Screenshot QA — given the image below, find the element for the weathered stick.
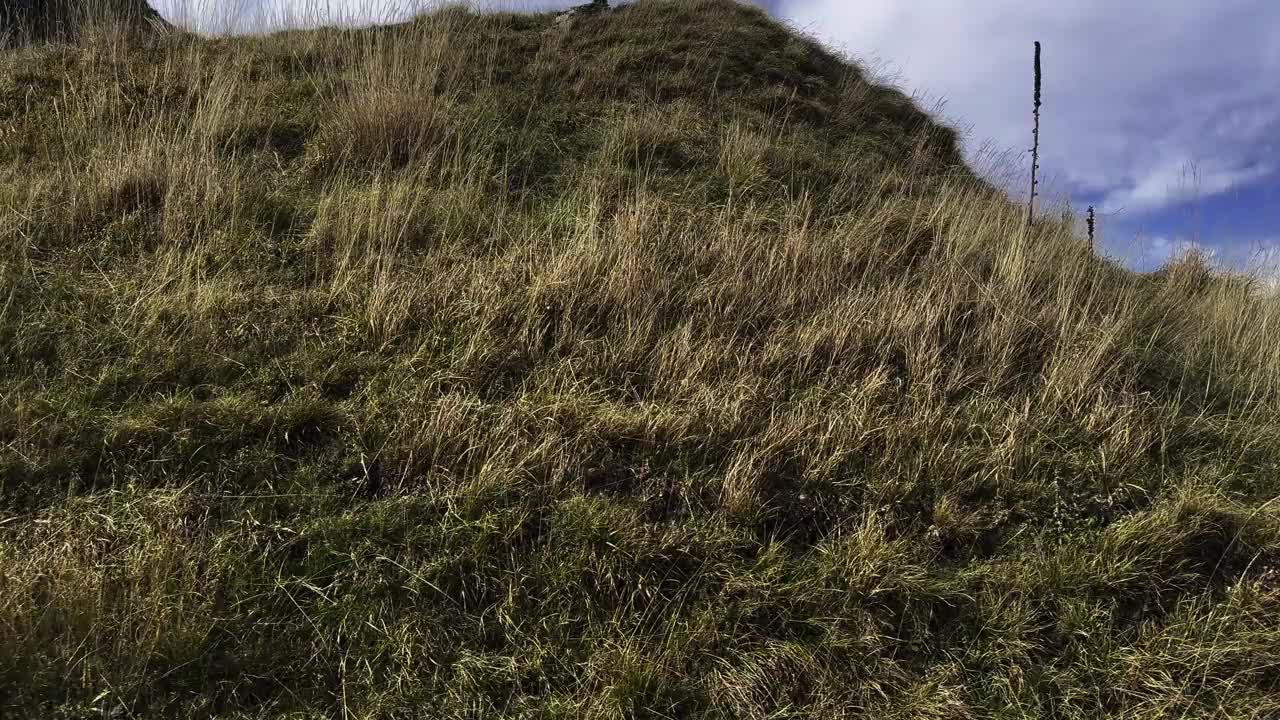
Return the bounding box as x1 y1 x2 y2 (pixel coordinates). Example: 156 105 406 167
1087 206 1096 253
1029 41 1042 226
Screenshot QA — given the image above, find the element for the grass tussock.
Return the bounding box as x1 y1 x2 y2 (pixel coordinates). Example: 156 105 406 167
2 1 1280 717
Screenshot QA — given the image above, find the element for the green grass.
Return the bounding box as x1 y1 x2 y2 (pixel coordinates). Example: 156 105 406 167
3 1 1280 717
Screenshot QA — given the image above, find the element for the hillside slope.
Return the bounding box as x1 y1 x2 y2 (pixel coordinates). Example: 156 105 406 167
1 0 167 40
3 1 1280 717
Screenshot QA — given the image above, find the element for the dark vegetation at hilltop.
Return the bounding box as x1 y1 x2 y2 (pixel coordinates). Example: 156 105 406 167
2 1 1279 718
1 0 166 41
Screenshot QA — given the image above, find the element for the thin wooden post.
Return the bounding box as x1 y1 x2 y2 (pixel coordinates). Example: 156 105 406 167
1087 206 1096 254
1029 41 1042 226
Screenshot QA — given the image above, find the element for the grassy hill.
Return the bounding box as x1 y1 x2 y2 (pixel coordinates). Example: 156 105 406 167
1 0 166 40
3 1 1280 717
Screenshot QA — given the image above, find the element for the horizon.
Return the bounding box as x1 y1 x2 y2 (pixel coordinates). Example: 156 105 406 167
147 0 1280 279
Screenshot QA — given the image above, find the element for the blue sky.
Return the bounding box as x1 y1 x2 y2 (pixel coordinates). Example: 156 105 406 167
152 0 1280 276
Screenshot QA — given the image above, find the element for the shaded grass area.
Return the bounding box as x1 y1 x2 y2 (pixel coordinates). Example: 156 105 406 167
3 1 1280 717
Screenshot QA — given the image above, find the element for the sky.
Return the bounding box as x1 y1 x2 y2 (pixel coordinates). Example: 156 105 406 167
151 0 1280 275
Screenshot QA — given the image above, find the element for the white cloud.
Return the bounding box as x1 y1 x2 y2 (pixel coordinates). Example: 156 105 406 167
775 0 1280 217
151 0 574 33
1221 235 1280 278
1103 160 1275 215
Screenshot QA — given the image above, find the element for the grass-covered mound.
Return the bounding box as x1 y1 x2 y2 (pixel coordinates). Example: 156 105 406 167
1 0 167 43
3 1 1280 717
